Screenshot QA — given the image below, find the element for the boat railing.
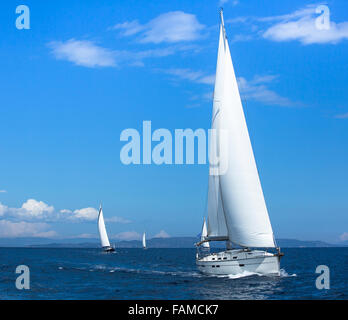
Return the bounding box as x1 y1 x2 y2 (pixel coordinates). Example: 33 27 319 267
196 246 211 259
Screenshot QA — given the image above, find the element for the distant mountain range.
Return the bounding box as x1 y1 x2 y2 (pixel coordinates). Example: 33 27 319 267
0 237 346 248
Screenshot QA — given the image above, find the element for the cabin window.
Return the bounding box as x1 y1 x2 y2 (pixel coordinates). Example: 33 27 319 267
212 265 215 268
216 265 220 268
218 257 222 260
233 257 237 259
239 264 245 267
223 257 227 260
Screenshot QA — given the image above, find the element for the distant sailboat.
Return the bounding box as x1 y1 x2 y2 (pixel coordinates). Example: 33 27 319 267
142 232 147 249
98 205 115 253
195 9 283 275
201 218 210 249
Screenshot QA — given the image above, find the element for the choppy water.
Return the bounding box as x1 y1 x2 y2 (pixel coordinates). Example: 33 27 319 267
0 248 347 299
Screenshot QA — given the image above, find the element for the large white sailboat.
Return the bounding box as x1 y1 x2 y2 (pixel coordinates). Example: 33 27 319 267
196 10 283 276
98 205 115 253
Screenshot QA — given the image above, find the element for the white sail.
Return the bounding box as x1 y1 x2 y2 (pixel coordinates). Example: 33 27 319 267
98 206 111 248
207 174 228 239
206 25 229 239
201 218 210 248
142 232 146 249
207 11 275 248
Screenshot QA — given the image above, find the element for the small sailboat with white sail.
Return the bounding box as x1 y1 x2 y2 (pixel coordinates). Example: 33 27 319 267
200 217 210 250
195 9 283 276
98 205 115 253
142 232 147 249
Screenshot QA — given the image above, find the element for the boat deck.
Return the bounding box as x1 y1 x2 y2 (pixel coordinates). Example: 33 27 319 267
197 249 275 263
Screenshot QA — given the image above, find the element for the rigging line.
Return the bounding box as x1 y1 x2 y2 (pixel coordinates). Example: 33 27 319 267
211 108 220 125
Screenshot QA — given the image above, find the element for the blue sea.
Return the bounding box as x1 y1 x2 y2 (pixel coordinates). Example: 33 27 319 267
0 248 347 300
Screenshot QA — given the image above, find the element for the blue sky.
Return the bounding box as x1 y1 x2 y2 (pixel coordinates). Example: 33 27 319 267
0 0 347 243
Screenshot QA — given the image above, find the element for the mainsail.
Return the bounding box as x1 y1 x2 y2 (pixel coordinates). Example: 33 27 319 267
142 232 146 249
206 10 275 248
98 206 111 248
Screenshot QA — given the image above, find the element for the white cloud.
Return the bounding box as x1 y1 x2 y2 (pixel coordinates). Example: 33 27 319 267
263 14 348 44
226 17 249 24
0 190 7 193
49 39 185 68
227 5 348 45
119 47 177 66
70 233 97 239
162 68 294 107
231 34 255 43
334 112 348 119
258 6 316 23
69 207 99 221
219 0 229 6
159 68 216 108
48 39 117 68
262 5 348 44
339 232 348 241
112 231 141 241
219 0 239 6
249 74 279 84
0 220 57 238
112 20 145 36
49 12 204 68
7 199 55 220
61 207 131 223
162 68 204 81
202 92 213 100
237 75 295 106
0 199 130 224
113 11 205 44
105 216 132 224
161 68 215 85
60 209 72 214
0 203 8 216
21 199 54 217
34 231 58 238
1 199 55 220
154 230 170 238
198 75 216 85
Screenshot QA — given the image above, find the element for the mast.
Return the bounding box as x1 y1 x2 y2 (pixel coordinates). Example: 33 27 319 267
220 8 226 44
205 10 229 241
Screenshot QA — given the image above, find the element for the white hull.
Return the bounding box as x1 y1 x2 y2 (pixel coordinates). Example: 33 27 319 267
196 249 280 276
103 246 115 253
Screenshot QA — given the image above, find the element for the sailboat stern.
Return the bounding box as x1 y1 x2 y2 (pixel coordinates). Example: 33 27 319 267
103 246 115 253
